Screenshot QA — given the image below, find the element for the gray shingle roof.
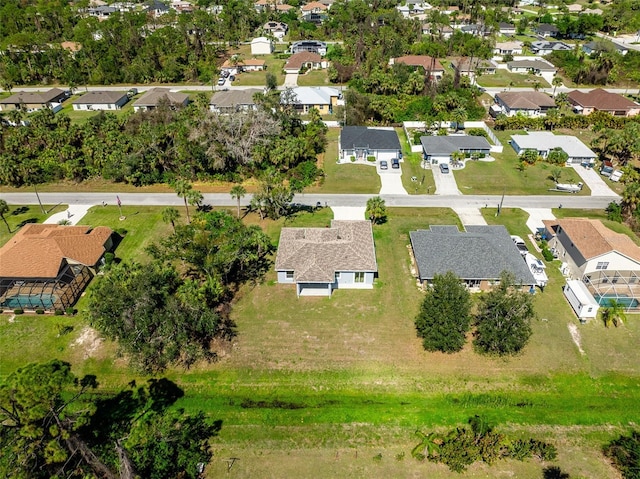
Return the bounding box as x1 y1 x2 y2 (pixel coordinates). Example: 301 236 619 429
133 88 189 107
420 135 491 156
275 220 377 283
0 88 66 105
340 126 401 151
410 225 535 285
210 89 262 108
72 90 128 105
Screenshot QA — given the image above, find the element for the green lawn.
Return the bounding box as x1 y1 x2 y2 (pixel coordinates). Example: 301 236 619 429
396 127 435 195
305 128 380 194
477 70 551 89
296 69 331 86
454 130 591 195
226 45 286 87
0 204 67 247
2 206 640 478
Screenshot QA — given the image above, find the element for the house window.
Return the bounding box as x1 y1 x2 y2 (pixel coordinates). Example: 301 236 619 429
285 271 294 279
354 272 365 283
596 262 609 270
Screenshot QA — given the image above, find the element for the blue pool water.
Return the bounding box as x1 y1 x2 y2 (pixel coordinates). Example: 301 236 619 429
594 294 639 308
1 294 57 309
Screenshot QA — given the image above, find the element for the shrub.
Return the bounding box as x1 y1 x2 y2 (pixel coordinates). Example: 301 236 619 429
603 430 640 479
467 128 488 138
542 247 555 262
35 309 45 315
115 228 128 236
104 252 115 267
13 308 24 315
367 156 376 162
350 155 356 162
65 307 77 316
54 309 65 316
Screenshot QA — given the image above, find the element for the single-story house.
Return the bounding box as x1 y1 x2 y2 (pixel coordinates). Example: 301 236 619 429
543 218 640 310
582 8 603 15
339 126 401 162
494 91 557 117
536 23 559 37
422 23 453 38
250 36 274 55
72 91 129 111
397 2 432 18
494 41 524 55
419 135 491 165
0 88 67 112
566 3 582 12
275 220 378 297
220 58 266 75
530 41 572 55
510 131 596 164
302 12 327 23
0 224 113 311
210 88 262 114
409 225 536 290
461 24 492 37
567 89 640 117
284 51 327 74
499 22 516 35
451 58 497 76
263 21 288 39
389 55 444 80
301 1 328 14
283 86 341 115
145 0 170 17
85 5 116 19
254 0 294 13
506 58 557 74
290 40 327 56
583 40 629 56
132 88 189 112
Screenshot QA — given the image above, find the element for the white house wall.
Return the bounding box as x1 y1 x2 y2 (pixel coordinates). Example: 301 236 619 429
583 251 640 276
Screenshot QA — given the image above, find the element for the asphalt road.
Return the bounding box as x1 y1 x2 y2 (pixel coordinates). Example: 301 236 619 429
0 192 619 210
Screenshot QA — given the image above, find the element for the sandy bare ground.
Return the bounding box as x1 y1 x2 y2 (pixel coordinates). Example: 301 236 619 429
72 326 103 359
567 323 585 355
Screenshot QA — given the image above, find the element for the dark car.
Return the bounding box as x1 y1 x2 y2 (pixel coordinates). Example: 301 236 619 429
391 158 400 169
221 70 230 78
380 160 388 170
439 163 450 174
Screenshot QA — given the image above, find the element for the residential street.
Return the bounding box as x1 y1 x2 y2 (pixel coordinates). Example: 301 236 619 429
0 191 618 210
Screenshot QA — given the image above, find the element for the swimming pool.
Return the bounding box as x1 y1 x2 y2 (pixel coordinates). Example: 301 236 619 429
594 293 639 309
1 294 57 310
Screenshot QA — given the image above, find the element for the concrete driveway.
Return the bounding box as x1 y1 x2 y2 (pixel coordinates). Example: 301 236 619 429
45 204 94 225
377 162 408 195
433 166 461 195
453 207 487 225
569 164 619 197
331 206 365 220
284 72 298 87
523 208 556 234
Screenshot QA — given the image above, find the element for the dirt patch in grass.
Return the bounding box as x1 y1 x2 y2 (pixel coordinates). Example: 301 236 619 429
72 326 103 359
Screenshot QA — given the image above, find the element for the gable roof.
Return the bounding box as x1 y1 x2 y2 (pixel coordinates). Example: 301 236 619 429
285 51 323 70
0 224 112 279
420 135 491 156
340 126 401 151
566 88 639 112
542 218 640 262
72 90 128 105
511 131 596 158
496 91 556 110
133 88 189 107
495 41 523 50
410 225 535 284
0 88 66 105
286 86 340 105
392 55 444 71
536 23 559 32
210 88 262 107
507 59 556 71
275 220 377 282
531 41 571 51
451 57 497 72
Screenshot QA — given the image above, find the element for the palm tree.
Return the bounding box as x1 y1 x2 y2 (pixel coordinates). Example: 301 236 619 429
0 199 11 233
551 75 563 96
230 185 246 218
451 107 467 132
366 196 387 225
162 207 180 232
173 178 193 223
601 299 626 328
621 181 640 218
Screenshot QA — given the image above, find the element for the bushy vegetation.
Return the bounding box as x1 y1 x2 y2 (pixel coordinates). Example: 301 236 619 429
603 431 640 479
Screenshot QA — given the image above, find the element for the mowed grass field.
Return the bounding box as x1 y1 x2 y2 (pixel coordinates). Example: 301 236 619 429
1 206 639 478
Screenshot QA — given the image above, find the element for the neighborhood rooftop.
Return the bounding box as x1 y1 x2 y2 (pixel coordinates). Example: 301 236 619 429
419 135 491 156
72 90 128 104
410 225 535 284
567 88 639 112
210 88 261 107
510 131 596 158
0 88 66 105
275 220 377 283
495 91 556 110
285 86 340 105
340 126 401 151
133 88 189 106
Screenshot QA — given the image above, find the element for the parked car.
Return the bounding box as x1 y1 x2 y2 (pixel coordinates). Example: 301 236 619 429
221 70 230 78
217 77 226 86
127 88 138 97
439 163 450 174
380 160 388 170
391 158 400 169
229 75 236 82
511 235 529 256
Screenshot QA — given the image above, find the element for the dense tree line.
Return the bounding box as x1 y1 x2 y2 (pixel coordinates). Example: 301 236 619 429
0 92 327 187
0 360 217 478
547 50 640 86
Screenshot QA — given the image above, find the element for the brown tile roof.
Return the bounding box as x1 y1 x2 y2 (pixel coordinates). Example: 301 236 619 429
496 91 556 110
0 224 113 279
285 51 322 70
543 218 640 262
567 89 639 113
301 1 328 10
60 41 82 52
393 55 444 71
275 220 377 283
0 88 66 105
133 88 189 107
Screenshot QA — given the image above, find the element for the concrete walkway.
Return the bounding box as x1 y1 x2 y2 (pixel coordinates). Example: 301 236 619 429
378 171 408 195
523 208 556 235
569 164 619 197
44 204 94 226
432 166 461 195
453 207 487 225
331 206 366 220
